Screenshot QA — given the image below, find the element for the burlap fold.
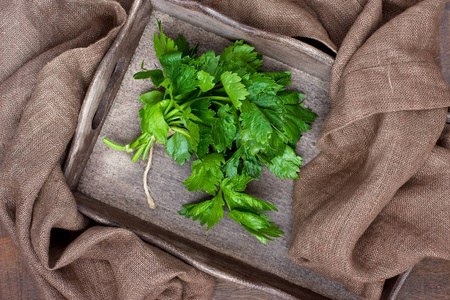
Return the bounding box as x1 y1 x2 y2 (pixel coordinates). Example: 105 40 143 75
198 0 450 299
1 0 449 299
290 1 450 298
0 1 214 299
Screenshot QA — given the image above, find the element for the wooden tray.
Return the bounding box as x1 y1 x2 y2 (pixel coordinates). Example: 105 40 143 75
63 0 410 299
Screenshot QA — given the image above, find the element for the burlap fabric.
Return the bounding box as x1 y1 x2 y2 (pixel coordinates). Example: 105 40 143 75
0 1 215 299
1 1 449 300
198 0 450 298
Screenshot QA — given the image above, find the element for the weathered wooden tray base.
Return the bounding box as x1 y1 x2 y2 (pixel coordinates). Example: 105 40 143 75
64 0 408 299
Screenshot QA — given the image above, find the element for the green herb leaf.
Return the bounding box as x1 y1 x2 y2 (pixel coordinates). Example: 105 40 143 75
228 210 283 244
220 40 263 73
183 153 225 195
196 124 213 159
104 20 318 243
197 70 215 92
138 90 164 105
133 69 165 87
240 103 272 144
224 149 241 178
253 91 318 144
239 103 273 157
195 50 221 80
264 145 302 179
242 73 284 100
174 35 190 57
179 190 225 230
173 64 198 97
166 132 192 165
211 105 238 153
139 101 169 143
159 52 182 81
190 99 216 124
242 152 263 178
220 71 249 109
153 19 179 59
262 71 292 86
221 175 277 213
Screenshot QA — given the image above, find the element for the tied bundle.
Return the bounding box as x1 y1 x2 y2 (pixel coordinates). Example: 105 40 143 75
103 20 317 243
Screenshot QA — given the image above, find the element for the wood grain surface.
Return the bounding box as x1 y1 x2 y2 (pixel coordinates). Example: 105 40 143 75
0 224 8 240
0 3 449 300
397 258 450 300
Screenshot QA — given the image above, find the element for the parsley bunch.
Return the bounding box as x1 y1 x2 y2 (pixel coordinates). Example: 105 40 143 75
104 20 317 243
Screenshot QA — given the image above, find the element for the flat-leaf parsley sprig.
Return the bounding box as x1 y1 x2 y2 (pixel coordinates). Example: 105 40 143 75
103 20 317 243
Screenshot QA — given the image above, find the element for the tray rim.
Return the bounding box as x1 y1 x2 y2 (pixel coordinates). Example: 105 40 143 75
63 0 410 299
74 192 329 300
151 0 334 82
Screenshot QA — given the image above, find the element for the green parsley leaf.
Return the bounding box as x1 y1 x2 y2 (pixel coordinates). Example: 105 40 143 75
242 73 284 100
264 145 302 179
221 175 277 213
221 173 251 191
253 91 318 144
220 40 263 73
173 64 198 97
225 191 277 214
262 71 292 86
183 153 225 195
197 70 215 92
228 210 283 244
211 105 238 153
153 19 179 59
240 102 273 155
138 90 164 105
179 190 225 230
224 148 241 178
159 52 182 81
166 132 192 165
196 124 213 159
242 151 263 178
104 20 318 243
220 71 249 109
195 50 222 80
133 69 165 87
189 99 215 124
138 101 169 144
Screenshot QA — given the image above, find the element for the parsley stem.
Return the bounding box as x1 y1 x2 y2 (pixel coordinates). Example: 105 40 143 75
170 126 191 139
168 120 183 126
164 99 174 115
165 115 180 123
179 96 231 110
165 108 181 120
131 144 146 162
129 132 148 149
103 138 127 151
141 138 155 161
164 96 232 121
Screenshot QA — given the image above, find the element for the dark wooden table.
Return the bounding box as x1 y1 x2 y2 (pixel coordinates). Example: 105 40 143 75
1 3 449 300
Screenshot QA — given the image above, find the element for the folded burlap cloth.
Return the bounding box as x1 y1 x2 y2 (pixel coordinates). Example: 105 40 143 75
0 0 449 299
0 1 215 299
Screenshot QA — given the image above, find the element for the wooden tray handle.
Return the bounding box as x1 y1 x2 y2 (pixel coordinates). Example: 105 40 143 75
63 0 153 190
91 57 126 130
